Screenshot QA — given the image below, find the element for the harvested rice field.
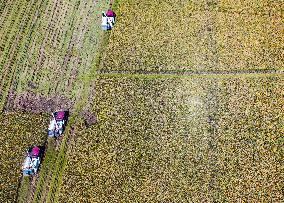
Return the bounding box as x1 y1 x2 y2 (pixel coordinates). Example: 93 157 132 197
0 0 108 113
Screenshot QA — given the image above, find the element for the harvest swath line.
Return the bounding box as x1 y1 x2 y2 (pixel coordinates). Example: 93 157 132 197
29 0 61 83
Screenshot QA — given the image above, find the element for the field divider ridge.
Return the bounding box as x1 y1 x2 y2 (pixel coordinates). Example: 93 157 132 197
96 69 284 78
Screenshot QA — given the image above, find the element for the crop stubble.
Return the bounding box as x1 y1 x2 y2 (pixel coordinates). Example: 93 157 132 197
0 0 109 113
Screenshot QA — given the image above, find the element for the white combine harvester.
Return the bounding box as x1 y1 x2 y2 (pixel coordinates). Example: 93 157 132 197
48 111 69 138
22 146 42 176
101 8 116 30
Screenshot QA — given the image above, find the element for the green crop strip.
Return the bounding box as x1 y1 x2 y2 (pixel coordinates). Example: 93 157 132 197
0 0 22 47
11 0 50 94
0 0 42 112
15 0 54 94
16 177 30 203
95 71 284 79
31 140 57 203
0 0 27 71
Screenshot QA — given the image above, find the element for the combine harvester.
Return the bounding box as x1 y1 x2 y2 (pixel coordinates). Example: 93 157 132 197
22 146 43 176
48 111 69 138
21 111 69 178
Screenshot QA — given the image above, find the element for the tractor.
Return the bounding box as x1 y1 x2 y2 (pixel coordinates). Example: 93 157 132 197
48 111 69 138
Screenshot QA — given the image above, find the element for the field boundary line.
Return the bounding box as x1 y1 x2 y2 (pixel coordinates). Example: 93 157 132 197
96 69 284 78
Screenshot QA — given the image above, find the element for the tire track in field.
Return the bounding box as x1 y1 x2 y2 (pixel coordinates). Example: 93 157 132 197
26 1 80 202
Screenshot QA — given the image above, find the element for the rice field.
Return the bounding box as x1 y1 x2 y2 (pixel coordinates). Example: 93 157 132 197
0 113 47 202
0 0 283 202
57 0 284 201
0 0 109 202
59 75 284 202
99 0 283 73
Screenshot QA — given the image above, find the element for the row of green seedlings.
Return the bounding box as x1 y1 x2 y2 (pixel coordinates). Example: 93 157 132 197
34 0 84 97
54 0 98 95
13 0 53 94
0 0 26 70
0 0 47 112
0 0 23 42
0 0 15 31
8 0 71 96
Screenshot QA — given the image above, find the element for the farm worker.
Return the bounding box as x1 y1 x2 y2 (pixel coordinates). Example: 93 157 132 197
101 12 108 30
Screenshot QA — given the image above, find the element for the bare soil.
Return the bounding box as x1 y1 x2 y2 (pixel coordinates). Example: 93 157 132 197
5 91 74 114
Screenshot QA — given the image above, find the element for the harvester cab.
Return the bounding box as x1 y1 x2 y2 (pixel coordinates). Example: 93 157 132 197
22 146 41 176
48 111 68 138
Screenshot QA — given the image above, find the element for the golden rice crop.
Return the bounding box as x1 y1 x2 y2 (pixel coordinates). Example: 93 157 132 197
100 0 283 72
0 113 48 202
59 75 284 202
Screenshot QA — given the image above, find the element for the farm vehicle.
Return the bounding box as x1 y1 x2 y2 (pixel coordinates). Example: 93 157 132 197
22 146 43 176
48 111 69 138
